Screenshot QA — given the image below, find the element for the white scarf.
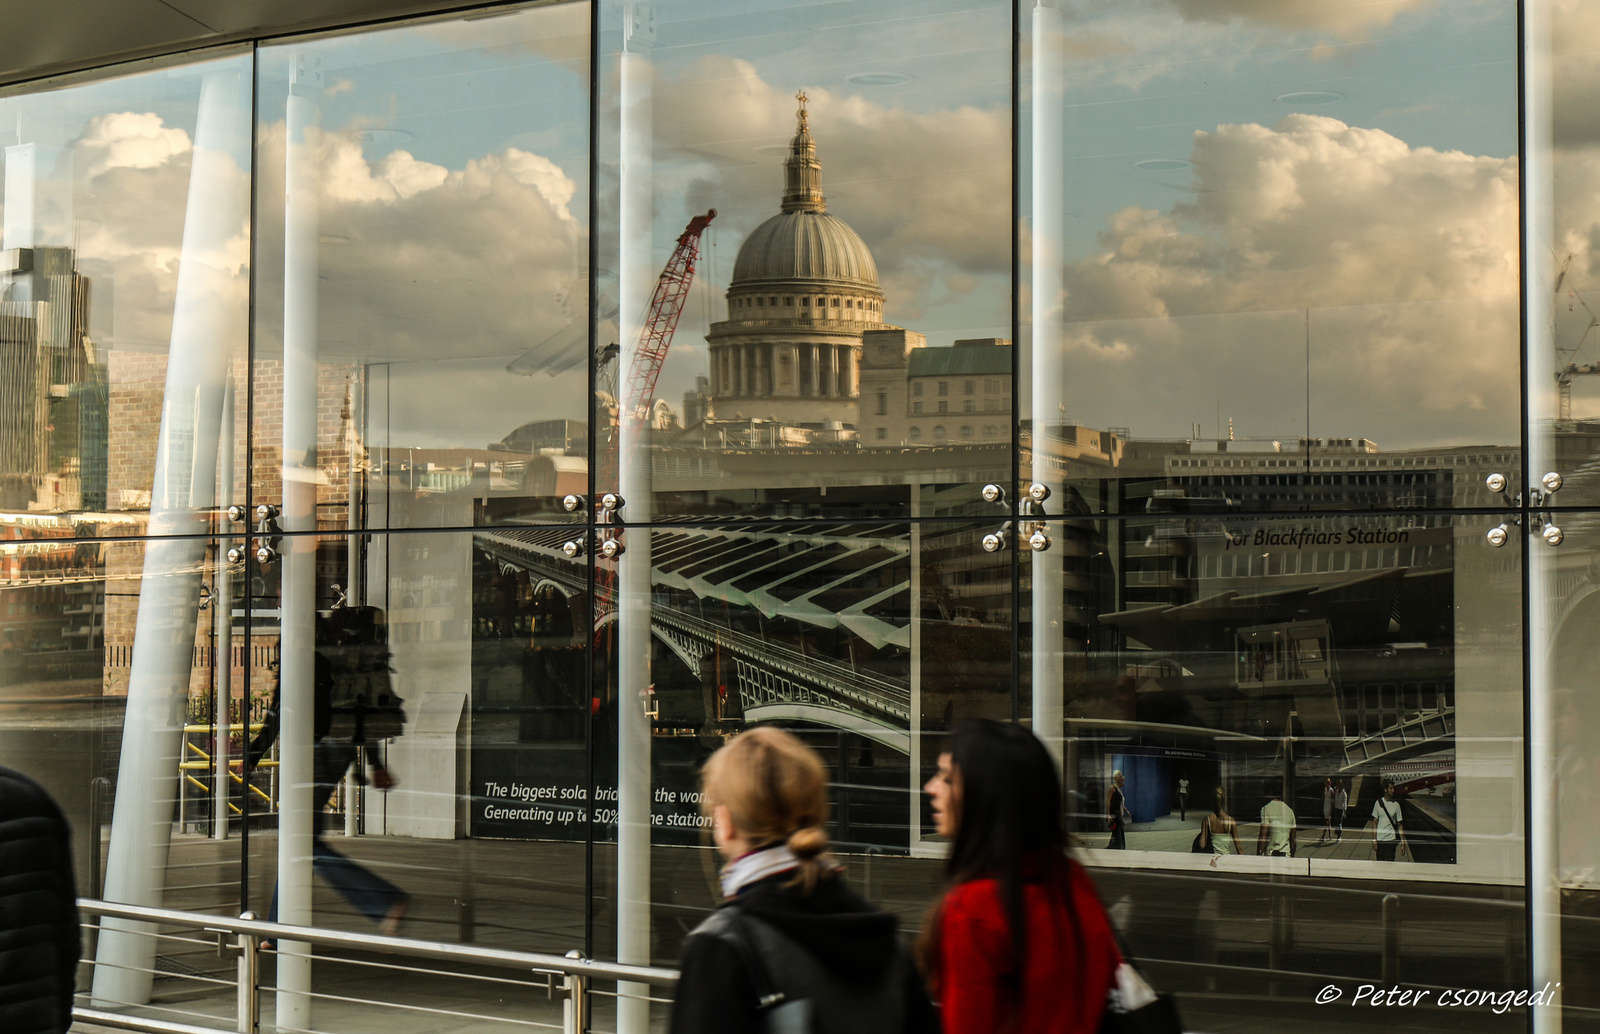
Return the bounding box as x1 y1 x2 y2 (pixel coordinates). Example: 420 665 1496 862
720 844 802 899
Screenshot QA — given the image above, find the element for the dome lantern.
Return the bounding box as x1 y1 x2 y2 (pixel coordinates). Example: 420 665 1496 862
782 90 826 214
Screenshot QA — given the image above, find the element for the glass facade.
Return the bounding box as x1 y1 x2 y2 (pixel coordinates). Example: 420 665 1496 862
0 0 1594 1030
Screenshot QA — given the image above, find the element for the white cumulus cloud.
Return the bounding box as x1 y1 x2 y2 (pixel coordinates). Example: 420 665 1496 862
1043 114 1521 447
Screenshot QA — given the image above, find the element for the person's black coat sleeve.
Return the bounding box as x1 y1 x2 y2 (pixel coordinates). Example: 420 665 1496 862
52 815 78 1031
669 931 760 1034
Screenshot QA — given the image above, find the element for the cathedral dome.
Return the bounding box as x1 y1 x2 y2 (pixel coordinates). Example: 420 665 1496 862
731 210 879 288
728 90 881 293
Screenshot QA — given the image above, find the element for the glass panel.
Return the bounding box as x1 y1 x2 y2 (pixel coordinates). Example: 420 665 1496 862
0 51 252 526
1529 3 1600 1025
1023 0 1522 513
1025 510 1524 1026
597 0 1013 521
0 47 258 1026
253 5 592 533
0 531 256 1021
246 524 588 1030
581 516 1010 1002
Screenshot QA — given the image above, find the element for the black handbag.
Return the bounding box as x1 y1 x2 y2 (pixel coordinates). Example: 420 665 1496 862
1190 816 1209 853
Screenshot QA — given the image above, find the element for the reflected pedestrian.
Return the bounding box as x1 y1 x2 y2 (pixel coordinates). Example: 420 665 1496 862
250 651 409 940
671 727 936 1034
1257 792 1297 857
0 766 79 1034
1367 780 1408 861
1106 770 1130 850
1177 775 1189 821
920 721 1122 1034
1333 779 1348 842
1320 778 1334 841
1203 788 1242 856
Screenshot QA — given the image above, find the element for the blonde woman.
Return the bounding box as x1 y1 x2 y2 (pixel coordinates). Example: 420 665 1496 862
670 727 937 1034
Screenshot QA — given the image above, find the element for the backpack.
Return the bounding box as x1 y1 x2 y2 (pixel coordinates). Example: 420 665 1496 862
319 606 406 744
696 905 913 1033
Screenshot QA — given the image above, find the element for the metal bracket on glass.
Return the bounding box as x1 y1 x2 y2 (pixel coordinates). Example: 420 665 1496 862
599 533 625 559
981 483 1006 505
1532 511 1564 547
561 494 586 514
253 541 280 566
600 493 625 515
561 535 589 559
980 522 1012 553
1026 482 1051 504
1026 524 1051 552
225 504 248 523
1491 510 1565 547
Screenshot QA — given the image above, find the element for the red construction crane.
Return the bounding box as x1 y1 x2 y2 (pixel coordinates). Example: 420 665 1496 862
619 208 717 425
589 208 716 641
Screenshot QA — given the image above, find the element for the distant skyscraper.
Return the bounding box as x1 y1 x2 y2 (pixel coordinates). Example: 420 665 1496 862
0 245 106 511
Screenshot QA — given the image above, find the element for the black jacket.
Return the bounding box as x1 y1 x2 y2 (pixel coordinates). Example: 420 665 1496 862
669 869 937 1034
0 766 80 1034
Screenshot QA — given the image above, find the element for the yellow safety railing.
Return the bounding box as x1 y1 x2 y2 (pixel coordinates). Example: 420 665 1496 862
179 725 276 813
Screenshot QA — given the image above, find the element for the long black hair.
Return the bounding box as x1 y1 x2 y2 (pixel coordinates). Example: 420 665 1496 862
920 720 1081 991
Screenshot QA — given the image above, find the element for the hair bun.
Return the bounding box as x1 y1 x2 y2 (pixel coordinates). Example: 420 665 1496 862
787 825 828 860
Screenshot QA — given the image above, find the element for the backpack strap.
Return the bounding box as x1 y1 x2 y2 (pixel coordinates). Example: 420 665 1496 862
697 906 787 1009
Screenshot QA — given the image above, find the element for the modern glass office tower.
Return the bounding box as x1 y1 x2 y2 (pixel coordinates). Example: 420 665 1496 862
0 0 1596 1031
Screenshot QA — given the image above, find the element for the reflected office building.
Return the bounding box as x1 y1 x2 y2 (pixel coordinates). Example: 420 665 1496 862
3 2 1600 1033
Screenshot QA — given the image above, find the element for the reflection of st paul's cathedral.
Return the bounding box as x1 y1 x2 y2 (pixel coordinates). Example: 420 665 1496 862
697 94 1008 446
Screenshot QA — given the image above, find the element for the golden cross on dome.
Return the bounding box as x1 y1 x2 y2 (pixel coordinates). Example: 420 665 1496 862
796 89 809 131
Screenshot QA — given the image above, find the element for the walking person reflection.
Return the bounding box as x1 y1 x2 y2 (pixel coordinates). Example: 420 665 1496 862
249 626 410 940
1367 781 1408 862
1203 789 1243 856
1333 779 1349 842
920 721 1122 1034
670 727 935 1033
1106 770 1130 850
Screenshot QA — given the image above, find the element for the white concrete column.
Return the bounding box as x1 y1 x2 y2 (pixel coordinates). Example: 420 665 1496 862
1523 2 1562 1029
1030 0 1067 771
92 64 249 1008
276 50 324 1031
616 6 655 1030
214 374 235 841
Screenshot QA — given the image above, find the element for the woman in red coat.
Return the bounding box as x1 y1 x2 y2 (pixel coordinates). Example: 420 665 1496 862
919 720 1121 1034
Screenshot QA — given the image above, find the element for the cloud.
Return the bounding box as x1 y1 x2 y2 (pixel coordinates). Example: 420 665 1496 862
651 56 1010 325
75 112 192 180
1166 0 1432 38
39 105 584 450
250 121 590 444
1551 0 1600 147
1043 114 1521 446
67 112 250 352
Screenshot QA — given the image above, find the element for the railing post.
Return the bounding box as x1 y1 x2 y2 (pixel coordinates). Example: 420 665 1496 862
1381 893 1400 985
236 912 259 1034
563 949 588 1034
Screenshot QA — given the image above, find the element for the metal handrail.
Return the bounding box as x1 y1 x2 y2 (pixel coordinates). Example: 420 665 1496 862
75 898 677 1034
